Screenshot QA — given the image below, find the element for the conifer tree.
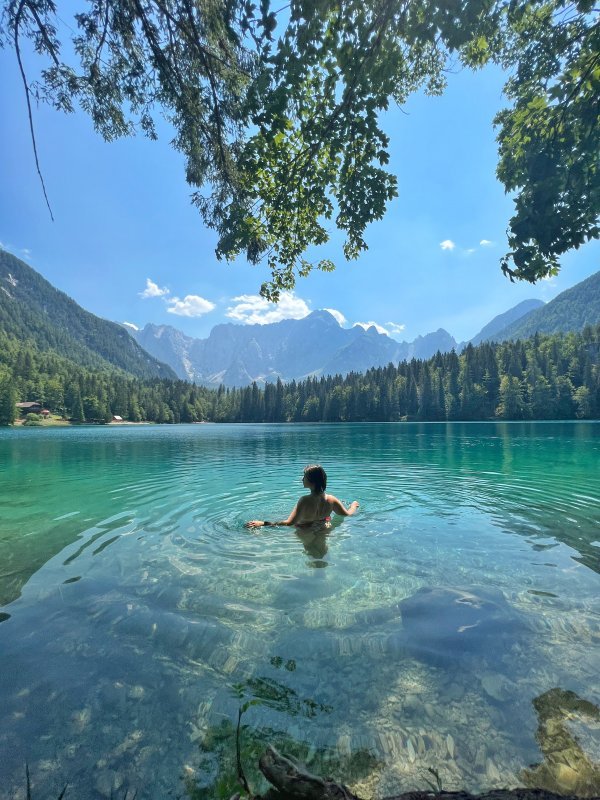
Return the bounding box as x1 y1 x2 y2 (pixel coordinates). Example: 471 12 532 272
0 375 17 426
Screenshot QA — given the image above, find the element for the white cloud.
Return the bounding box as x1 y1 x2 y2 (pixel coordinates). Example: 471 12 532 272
354 321 389 336
21 248 31 258
226 291 310 325
138 278 215 317
122 321 139 331
323 308 347 326
440 239 456 251
385 321 406 335
140 278 169 299
479 239 493 246
464 248 476 255
166 294 216 317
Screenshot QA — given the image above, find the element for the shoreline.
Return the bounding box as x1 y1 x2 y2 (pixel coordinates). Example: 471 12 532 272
5 418 599 429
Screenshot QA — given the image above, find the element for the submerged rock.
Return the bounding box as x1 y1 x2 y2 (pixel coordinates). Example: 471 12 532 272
481 672 513 702
522 687 600 797
397 586 528 665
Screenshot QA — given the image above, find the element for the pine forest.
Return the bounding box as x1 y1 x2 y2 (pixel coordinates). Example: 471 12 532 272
1 325 599 425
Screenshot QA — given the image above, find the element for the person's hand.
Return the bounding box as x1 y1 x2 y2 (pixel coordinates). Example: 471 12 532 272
245 520 265 528
351 501 359 508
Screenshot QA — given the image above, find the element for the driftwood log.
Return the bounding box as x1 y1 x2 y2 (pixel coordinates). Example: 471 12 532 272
249 745 593 800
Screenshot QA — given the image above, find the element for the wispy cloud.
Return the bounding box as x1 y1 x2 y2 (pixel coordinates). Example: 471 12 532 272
226 292 310 325
139 278 169 299
353 319 406 338
122 321 139 331
540 273 557 296
385 321 406 335
0 241 31 257
354 321 389 336
323 308 347 326
443 239 494 255
166 295 216 317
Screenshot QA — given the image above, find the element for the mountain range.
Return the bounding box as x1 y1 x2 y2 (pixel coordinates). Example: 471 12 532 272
1 247 598 388
130 314 461 387
128 273 599 387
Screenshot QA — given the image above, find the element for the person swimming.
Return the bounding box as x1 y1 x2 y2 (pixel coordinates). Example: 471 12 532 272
245 464 359 529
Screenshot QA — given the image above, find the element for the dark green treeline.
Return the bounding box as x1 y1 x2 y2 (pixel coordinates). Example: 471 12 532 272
1 325 599 425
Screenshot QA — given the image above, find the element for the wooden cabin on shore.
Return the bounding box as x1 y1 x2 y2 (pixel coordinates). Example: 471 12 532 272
16 401 42 413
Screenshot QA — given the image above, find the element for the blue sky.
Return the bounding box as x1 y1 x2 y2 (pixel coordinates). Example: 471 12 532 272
1 33 598 344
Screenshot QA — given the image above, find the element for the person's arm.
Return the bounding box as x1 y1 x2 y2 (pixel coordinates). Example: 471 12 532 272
329 495 359 517
245 502 300 529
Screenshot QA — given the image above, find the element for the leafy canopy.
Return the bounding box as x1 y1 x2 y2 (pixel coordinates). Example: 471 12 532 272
2 0 598 297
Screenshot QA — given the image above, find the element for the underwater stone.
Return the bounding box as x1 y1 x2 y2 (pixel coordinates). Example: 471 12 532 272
94 768 121 797
481 672 513 701
403 695 421 714
445 683 465 702
486 758 501 781
70 707 92 732
475 745 487 770
398 586 528 665
553 762 582 791
446 734 455 759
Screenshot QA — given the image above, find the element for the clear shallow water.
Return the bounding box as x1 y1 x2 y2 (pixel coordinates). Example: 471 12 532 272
0 422 599 799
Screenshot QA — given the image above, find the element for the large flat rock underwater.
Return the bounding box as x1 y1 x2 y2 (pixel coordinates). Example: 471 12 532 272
391 586 530 665
275 585 530 673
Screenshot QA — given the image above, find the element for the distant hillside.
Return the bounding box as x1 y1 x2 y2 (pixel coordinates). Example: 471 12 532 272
492 271 600 342
0 250 175 379
470 299 545 345
130 312 459 387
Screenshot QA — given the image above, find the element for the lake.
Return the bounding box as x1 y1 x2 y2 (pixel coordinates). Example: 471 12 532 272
0 422 599 799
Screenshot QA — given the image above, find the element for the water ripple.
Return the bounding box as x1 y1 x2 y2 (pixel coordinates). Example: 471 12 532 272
0 423 598 800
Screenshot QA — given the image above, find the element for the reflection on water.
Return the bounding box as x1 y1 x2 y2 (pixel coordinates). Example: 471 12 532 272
0 423 598 799
296 528 331 563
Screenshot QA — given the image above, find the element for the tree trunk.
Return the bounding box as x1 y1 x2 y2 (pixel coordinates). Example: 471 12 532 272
256 745 584 800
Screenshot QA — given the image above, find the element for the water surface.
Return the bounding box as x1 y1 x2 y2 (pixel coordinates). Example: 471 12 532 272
0 423 599 799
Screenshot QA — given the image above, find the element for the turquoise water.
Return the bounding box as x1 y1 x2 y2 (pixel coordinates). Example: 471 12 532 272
0 422 599 799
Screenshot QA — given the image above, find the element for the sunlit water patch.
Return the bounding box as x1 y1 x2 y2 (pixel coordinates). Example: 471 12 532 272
0 423 599 799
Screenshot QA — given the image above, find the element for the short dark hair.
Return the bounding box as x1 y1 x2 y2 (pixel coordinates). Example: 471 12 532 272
304 464 327 492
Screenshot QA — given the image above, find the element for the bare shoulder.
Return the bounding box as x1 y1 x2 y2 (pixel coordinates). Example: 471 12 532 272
327 494 345 510
328 495 358 516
